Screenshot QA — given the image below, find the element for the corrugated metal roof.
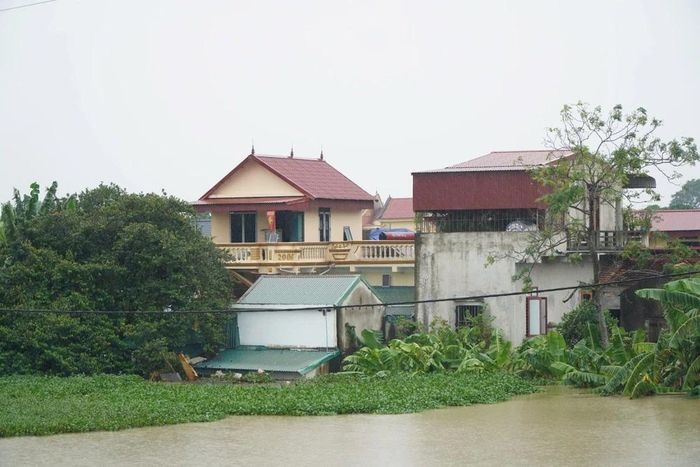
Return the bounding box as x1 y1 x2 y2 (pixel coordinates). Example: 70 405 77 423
372 286 415 304
256 155 374 201
379 197 414 220
371 286 415 317
413 150 572 174
652 209 700 232
194 348 339 374
237 275 366 306
198 153 374 204
194 196 306 206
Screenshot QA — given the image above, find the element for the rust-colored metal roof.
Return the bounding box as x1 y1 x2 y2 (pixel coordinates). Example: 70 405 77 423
192 196 309 212
414 150 572 174
379 197 414 220
199 153 374 202
652 209 700 232
256 155 373 200
194 196 306 206
413 170 549 211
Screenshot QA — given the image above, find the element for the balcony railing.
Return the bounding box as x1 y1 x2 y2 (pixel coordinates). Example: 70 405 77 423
566 230 645 252
218 240 415 268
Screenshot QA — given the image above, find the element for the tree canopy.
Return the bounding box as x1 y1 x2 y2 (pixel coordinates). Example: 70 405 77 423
515 102 698 346
0 183 234 376
669 178 700 209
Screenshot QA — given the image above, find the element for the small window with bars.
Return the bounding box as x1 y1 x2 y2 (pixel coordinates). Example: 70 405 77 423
455 302 483 328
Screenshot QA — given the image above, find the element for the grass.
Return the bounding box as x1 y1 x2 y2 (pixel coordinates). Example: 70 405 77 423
0 372 538 437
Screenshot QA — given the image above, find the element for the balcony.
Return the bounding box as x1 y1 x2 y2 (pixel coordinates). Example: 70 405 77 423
217 240 415 271
566 230 645 252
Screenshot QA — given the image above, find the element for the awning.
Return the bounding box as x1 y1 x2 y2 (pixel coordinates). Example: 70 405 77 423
194 347 340 375
193 196 309 212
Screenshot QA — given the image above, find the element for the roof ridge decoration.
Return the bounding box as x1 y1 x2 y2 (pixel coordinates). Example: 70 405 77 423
198 152 373 202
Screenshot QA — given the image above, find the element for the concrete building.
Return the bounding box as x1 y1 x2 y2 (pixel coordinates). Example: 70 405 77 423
412 150 644 344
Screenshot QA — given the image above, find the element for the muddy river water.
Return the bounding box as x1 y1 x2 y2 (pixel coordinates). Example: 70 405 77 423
1 387 699 466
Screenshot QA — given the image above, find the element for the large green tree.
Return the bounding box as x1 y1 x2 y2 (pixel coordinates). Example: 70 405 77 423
669 178 700 209
0 183 233 376
517 103 698 347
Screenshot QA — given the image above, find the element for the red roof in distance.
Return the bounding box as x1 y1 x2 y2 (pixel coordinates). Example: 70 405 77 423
379 197 414 220
651 209 700 232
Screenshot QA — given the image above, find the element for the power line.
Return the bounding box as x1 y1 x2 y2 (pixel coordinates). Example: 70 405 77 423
1 270 697 315
0 0 57 13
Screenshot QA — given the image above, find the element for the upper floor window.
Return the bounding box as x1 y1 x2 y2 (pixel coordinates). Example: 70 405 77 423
230 212 256 243
319 208 331 242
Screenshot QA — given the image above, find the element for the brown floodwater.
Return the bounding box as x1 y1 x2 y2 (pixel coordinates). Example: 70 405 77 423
1 386 699 466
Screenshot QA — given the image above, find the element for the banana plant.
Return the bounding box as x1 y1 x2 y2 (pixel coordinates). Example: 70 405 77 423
633 278 700 395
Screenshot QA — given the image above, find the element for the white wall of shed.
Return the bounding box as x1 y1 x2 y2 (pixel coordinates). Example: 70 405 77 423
237 310 337 348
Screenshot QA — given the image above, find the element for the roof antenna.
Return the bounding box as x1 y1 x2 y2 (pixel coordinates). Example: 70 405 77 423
251 139 255 155
290 145 294 158
319 147 324 161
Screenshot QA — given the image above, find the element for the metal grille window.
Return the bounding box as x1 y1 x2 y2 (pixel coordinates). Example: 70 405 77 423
455 303 483 328
417 209 545 233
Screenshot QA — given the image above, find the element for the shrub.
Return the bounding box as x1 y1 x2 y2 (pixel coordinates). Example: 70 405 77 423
557 301 617 347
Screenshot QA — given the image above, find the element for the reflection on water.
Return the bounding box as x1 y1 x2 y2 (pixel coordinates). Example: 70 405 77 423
2 387 699 467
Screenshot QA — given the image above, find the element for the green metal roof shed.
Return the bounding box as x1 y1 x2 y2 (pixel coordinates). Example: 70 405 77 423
234 274 371 308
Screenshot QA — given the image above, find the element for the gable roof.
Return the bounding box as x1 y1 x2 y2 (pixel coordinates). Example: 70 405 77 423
379 197 414 220
199 154 373 201
414 150 573 174
235 274 374 308
651 209 700 232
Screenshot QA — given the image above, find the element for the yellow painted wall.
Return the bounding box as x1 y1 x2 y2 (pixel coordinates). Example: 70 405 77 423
211 212 230 243
304 203 364 242
210 206 364 244
361 270 414 287
209 161 302 198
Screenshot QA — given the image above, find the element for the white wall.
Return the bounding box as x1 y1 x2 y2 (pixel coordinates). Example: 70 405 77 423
237 309 337 348
337 282 385 352
416 232 594 344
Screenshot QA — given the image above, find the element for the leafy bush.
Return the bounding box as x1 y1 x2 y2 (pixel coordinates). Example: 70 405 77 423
0 183 233 377
242 370 274 384
556 301 617 347
342 318 511 376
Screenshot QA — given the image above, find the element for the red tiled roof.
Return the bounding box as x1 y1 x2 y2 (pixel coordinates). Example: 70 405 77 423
199 154 374 202
255 155 373 201
651 209 700 232
379 197 414 220
414 150 572 174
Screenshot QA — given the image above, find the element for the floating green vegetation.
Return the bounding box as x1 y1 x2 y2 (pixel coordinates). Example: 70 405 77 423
0 372 537 437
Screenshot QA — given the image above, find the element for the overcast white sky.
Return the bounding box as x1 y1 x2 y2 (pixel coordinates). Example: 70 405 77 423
1 0 699 205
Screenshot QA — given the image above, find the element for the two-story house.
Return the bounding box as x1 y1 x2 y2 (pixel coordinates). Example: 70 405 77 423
412 150 648 344
194 150 415 292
